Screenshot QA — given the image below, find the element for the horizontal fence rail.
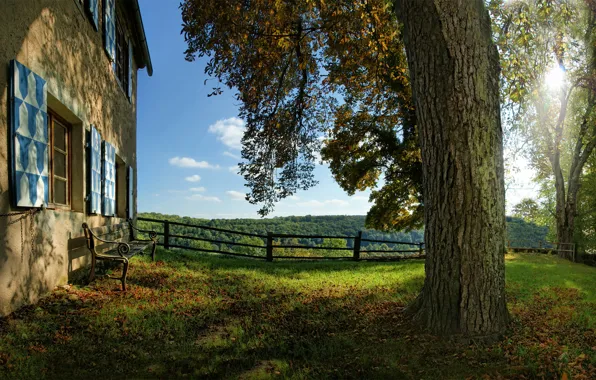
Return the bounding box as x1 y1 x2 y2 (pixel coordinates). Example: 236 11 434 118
507 240 577 260
507 239 555 249
136 217 425 262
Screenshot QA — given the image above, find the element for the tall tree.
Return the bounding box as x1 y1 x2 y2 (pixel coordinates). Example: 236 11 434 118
181 0 509 337
573 152 596 252
512 198 541 222
395 0 509 337
490 0 596 260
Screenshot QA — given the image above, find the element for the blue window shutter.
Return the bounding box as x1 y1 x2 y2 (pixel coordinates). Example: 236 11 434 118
127 166 134 219
89 125 102 214
104 0 116 62
10 60 49 208
87 0 99 30
102 141 116 216
128 39 133 99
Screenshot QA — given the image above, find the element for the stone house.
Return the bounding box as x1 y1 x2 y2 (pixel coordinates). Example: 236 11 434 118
0 0 152 315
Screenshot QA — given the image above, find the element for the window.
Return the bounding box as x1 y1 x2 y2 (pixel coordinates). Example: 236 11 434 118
115 18 129 92
49 112 71 207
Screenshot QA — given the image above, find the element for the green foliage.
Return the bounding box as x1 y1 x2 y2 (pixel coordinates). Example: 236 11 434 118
234 236 266 256
512 198 541 223
190 239 215 251
320 238 348 257
506 216 550 247
0 251 594 378
575 157 596 253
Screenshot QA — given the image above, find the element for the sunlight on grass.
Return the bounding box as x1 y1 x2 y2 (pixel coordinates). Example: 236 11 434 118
0 250 594 379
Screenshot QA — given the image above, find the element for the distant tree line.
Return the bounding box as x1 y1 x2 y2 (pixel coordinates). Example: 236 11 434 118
137 213 549 257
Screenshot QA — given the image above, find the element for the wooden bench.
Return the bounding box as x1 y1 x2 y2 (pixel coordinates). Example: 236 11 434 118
82 220 157 290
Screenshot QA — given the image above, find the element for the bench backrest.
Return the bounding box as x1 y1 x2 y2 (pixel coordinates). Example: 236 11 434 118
82 222 133 251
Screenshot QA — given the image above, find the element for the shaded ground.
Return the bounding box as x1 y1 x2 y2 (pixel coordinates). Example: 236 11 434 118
0 250 595 379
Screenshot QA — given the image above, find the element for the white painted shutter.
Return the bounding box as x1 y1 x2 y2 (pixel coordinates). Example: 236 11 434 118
89 125 102 214
10 60 49 208
101 141 116 216
102 141 116 216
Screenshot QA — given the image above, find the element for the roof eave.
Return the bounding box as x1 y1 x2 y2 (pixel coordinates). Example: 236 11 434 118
127 0 153 76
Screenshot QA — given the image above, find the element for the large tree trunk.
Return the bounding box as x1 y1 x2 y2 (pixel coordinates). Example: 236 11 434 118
552 152 574 260
554 168 575 260
396 0 509 338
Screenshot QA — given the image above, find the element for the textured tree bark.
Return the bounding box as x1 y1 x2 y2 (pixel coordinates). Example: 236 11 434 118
553 153 584 261
395 0 510 338
553 157 576 260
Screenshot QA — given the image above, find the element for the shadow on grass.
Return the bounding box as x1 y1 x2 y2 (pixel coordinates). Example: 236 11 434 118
1 250 594 379
160 247 425 275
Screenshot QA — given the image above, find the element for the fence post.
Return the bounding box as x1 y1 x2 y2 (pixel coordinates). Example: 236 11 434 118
418 242 424 256
164 220 170 249
353 231 362 261
266 232 273 262
539 240 542 249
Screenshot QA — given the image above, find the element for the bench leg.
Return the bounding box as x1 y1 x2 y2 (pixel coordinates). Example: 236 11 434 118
88 253 96 283
151 241 156 261
121 259 129 291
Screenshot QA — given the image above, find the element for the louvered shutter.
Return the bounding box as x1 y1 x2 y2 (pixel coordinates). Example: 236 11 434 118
10 60 49 208
128 39 133 99
102 141 116 216
89 126 102 214
127 166 134 219
87 0 99 30
104 0 116 62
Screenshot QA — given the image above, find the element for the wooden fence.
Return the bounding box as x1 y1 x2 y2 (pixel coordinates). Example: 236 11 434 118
136 217 425 262
507 239 575 258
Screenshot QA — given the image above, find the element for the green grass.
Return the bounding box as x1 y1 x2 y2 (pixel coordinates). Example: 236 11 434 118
0 250 594 379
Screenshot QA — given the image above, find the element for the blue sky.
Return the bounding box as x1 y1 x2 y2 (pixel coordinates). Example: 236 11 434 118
135 2 534 219
135 2 373 219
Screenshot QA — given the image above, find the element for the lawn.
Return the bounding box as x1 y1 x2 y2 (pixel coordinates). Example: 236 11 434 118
0 250 594 379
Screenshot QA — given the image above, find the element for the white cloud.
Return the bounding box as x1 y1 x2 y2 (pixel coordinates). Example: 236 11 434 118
208 117 245 150
326 199 349 206
228 166 241 176
223 151 240 160
226 190 246 201
169 156 219 169
351 195 368 202
297 199 349 207
189 187 206 192
187 194 221 202
299 200 324 207
185 175 202 182
287 195 300 201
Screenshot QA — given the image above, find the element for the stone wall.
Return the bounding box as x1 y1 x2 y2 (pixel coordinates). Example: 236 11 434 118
0 0 141 315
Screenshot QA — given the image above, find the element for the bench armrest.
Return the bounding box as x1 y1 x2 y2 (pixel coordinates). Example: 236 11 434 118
128 218 158 241
84 225 131 257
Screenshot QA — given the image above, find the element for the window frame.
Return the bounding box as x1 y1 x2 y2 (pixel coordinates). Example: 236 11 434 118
48 111 72 210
